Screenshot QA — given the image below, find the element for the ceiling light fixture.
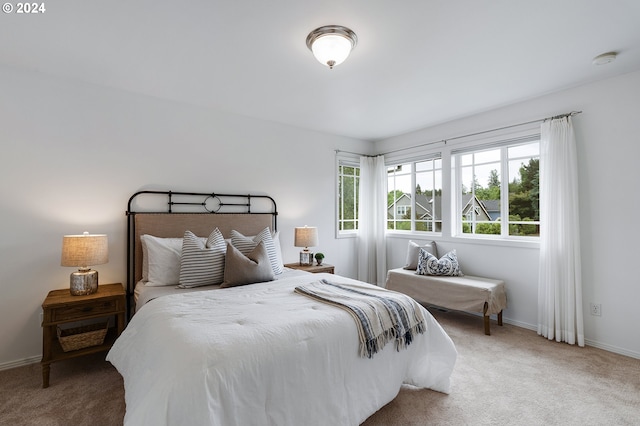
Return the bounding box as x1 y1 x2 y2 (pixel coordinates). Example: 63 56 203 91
592 51 617 66
306 25 357 69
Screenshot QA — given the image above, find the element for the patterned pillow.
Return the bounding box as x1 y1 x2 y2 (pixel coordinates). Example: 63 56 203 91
178 228 226 288
221 241 275 288
417 249 463 276
230 228 284 275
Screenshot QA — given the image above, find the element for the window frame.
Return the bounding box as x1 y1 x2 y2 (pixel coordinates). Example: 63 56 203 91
452 134 541 240
336 154 361 238
385 153 443 235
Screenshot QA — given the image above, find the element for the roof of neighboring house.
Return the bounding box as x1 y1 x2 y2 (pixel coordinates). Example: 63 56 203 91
388 193 442 219
388 193 498 221
481 199 500 213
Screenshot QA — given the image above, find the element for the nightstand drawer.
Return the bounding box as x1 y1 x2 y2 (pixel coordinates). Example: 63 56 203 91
51 299 117 322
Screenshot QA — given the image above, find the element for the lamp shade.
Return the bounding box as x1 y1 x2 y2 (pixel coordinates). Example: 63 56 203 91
61 232 108 268
294 226 319 248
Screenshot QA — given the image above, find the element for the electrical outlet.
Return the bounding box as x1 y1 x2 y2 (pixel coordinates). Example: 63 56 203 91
590 303 601 316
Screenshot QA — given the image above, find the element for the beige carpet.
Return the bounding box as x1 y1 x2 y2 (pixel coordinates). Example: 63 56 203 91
1 308 639 425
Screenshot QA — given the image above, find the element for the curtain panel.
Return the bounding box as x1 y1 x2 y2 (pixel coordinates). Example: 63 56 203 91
537 116 584 346
357 155 387 286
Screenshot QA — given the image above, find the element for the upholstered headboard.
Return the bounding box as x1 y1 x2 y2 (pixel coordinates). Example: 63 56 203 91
126 190 277 317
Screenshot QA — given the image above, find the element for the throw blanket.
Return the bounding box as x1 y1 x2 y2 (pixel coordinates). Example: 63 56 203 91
295 279 426 358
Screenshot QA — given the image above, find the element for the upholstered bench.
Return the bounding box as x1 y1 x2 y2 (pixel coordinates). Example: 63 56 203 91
385 268 507 335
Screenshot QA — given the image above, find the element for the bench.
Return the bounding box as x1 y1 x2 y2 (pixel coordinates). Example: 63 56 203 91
385 268 507 335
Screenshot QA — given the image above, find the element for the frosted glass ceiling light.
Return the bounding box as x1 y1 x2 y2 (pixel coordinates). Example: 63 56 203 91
306 25 357 69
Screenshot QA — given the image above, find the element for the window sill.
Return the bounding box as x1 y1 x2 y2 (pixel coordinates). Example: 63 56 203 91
447 234 539 250
384 232 539 250
336 231 357 239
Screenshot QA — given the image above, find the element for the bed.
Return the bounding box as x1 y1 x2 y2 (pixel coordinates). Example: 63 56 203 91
107 190 457 426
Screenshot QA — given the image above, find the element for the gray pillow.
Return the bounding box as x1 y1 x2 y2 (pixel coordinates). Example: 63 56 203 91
403 240 438 270
221 240 275 288
230 228 284 275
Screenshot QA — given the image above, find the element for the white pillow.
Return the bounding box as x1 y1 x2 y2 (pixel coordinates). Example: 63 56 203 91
230 228 284 275
141 235 183 286
403 240 438 270
178 228 226 288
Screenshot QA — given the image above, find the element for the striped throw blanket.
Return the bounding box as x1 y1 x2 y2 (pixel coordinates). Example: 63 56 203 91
294 279 426 358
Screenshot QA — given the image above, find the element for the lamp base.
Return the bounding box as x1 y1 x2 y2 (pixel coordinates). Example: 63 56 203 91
70 270 98 296
299 251 314 266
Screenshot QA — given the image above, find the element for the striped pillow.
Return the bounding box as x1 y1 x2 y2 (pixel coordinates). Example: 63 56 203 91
230 228 284 274
178 228 226 288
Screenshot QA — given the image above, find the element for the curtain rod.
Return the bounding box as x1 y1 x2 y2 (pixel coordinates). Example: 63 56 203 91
336 110 582 158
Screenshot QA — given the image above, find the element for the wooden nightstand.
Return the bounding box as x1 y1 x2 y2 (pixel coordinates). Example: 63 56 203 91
41 283 125 388
284 263 335 274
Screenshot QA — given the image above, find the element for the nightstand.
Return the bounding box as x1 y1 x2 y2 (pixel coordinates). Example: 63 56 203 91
284 263 335 274
41 283 125 388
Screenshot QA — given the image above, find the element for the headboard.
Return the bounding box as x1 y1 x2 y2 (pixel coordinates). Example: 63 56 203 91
126 190 277 317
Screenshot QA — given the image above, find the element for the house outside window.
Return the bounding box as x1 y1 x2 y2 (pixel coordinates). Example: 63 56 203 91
454 137 540 238
337 160 360 234
387 157 442 233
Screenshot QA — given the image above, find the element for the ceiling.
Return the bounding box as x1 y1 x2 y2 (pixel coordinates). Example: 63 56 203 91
2 1 640 141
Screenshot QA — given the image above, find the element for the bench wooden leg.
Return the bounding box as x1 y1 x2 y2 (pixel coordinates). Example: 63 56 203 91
483 302 490 335
498 310 503 326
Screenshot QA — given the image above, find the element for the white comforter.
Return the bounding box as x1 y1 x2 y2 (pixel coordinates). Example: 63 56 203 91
107 273 457 426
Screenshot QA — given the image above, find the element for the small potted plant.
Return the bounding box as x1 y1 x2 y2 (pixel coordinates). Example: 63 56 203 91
314 252 325 266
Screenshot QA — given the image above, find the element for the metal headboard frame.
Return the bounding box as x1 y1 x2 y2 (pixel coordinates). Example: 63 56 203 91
125 190 278 318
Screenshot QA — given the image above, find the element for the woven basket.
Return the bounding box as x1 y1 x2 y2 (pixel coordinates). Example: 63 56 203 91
57 322 108 352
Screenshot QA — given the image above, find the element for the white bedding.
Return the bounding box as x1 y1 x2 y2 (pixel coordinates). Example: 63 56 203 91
133 267 311 311
107 273 457 426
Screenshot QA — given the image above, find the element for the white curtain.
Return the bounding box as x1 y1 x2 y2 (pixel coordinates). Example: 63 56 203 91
357 155 387 286
537 116 584 346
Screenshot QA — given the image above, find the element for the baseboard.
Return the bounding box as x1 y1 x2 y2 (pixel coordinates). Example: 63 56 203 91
502 317 537 331
502 318 640 360
0 355 41 371
584 338 640 360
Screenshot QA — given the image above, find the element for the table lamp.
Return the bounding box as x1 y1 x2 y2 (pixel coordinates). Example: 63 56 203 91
61 232 108 296
294 226 318 266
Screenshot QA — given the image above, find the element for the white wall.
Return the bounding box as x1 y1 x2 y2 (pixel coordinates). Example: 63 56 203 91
375 70 640 358
0 65 372 367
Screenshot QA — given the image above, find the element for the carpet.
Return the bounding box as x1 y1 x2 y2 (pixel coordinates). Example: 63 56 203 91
1 308 638 425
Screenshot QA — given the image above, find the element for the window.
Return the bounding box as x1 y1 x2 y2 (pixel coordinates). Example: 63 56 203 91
396 205 408 216
387 157 442 233
337 161 360 233
455 138 540 238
